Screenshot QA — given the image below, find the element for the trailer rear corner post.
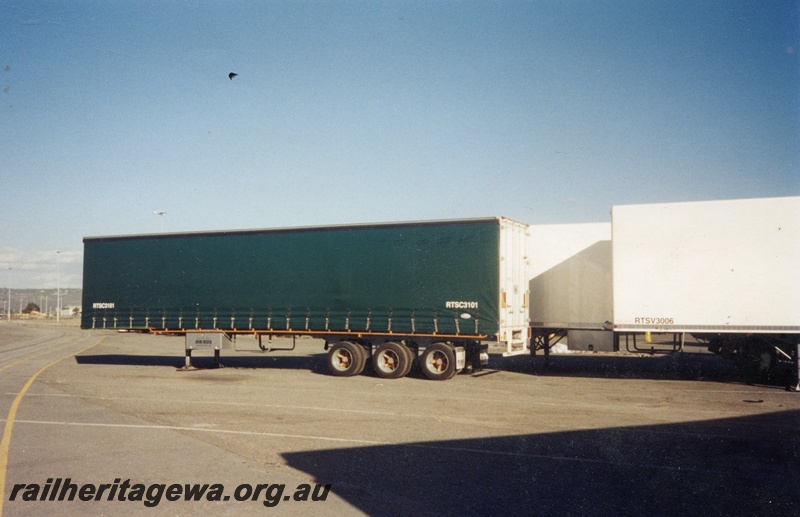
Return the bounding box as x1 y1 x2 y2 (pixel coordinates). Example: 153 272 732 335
500 328 531 358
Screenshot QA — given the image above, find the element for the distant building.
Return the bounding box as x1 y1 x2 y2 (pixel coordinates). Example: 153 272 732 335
62 306 81 318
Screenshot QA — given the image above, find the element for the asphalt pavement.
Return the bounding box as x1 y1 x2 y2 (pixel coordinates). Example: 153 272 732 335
2 322 798 516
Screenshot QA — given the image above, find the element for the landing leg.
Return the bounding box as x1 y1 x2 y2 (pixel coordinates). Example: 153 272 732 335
531 333 551 371
788 341 800 392
543 333 550 369
178 349 193 371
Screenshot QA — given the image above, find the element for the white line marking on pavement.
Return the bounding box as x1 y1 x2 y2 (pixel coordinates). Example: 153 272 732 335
14 392 427 418
3 418 720 474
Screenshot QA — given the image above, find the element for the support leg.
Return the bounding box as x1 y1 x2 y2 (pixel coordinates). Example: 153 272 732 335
180 349 192 371
530 332 554 370
788 341 800 392
543 333 550 369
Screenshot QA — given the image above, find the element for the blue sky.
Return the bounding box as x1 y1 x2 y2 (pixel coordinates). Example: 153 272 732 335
1 1 798 288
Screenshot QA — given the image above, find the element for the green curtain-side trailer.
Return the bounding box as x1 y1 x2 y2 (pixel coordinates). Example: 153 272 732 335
82 217 530 380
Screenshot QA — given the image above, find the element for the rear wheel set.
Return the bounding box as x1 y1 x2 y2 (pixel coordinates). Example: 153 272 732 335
327 340 460 380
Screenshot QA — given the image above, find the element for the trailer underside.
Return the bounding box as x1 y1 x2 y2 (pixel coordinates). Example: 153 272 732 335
126 326 526 381
531 329 800 392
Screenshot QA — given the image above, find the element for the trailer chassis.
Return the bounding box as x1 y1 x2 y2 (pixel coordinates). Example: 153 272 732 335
153 328 497 381
699 333 800 391
532 330 800 391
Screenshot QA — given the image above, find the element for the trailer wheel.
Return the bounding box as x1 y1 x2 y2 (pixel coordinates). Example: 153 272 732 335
749 345 776 380
327 341 365 377
372 341 411 379
735 339 776 380
419 342 458 381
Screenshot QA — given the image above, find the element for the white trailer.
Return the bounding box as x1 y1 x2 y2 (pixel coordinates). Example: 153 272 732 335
612 196 800 333
528 197 800 390
611 196 800 388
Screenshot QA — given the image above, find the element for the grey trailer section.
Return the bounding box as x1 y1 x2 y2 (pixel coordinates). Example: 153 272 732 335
528 223 614 353
529 223 612 331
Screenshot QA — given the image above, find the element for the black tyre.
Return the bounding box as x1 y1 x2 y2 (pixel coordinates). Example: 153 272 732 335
327 341 366 377
735 339 776 380
419 342 458 381
352 342 369 376
752 345 777 380
372 341 411 379
400 343 417 377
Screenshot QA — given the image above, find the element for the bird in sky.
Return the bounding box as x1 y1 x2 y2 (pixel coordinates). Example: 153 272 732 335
228 72 238 80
